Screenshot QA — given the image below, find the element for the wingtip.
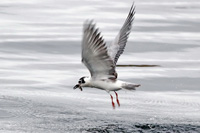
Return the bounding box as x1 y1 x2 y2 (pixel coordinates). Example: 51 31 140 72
127 2 135 20
83 19 96 31
132 1 135 8
131 2 136 13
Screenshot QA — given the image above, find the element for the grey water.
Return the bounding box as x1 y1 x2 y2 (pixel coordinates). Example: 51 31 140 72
0 0 200 132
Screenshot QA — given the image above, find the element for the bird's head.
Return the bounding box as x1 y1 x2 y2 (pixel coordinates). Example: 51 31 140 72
73 76 90 91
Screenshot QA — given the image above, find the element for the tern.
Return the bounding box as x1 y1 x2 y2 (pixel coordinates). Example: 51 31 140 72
74 4 140 108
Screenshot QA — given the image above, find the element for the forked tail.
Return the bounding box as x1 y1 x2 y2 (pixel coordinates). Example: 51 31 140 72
122 83 140 90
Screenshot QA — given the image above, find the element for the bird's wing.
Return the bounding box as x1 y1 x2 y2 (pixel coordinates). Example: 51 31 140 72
108 4 135 65
82 21 117 80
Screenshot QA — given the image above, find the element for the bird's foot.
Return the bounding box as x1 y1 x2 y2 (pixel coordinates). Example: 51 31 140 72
112 101 115 109
116 99 120 107
114 91 120 107
110 94 115 109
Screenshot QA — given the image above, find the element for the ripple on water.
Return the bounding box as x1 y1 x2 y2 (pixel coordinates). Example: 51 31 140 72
0 110 13 118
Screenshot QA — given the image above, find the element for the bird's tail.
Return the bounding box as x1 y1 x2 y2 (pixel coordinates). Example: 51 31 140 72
122 83 140 90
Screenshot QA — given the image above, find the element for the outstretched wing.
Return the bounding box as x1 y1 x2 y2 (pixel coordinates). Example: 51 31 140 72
108 4 135 65
82 21 117 79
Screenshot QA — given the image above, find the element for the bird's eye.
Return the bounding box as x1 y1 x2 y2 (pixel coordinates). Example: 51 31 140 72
78 81 81 84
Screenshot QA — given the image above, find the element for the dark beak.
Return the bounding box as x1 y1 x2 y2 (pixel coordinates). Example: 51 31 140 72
73 84 83 91
73 84 79 89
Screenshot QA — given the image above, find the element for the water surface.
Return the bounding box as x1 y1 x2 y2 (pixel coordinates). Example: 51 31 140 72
0 0 200 132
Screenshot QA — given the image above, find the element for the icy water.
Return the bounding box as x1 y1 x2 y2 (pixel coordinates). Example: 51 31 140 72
1 0 200 132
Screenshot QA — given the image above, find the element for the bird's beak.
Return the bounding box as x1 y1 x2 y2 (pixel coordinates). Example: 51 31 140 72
73 84 83 91
73 84 79 89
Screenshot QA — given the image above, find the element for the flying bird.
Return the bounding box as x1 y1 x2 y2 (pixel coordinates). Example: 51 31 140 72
73 4 140 108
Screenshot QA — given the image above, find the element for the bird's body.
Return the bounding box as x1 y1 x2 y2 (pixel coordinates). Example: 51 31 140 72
81 77 122 91
81 77 140 92
74 3 140 108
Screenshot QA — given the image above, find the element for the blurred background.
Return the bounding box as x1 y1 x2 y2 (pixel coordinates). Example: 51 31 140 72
0 0 200 132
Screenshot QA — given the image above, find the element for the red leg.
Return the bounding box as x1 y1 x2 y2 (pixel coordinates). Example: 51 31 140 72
110 94 115 109
114 91 120 107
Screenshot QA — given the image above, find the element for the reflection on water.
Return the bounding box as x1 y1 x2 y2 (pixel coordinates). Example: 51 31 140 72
0 0 200 132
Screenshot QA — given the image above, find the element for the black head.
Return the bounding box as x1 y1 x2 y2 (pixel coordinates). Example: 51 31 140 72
73 76 87 91
78 77 86 84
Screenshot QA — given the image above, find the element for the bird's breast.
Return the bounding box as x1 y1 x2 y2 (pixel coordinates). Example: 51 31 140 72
90 80 122 91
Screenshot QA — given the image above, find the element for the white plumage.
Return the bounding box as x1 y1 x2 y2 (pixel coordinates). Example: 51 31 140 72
74 3 140 108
